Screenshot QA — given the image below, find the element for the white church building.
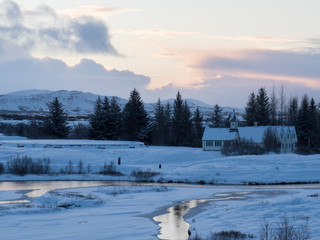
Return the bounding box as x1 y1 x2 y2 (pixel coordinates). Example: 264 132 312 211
202 111 298 153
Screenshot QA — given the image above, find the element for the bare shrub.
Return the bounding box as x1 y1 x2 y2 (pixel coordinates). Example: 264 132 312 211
87 164 92 173
189 233 203 240
99 161 123 176
77 160 84 174
7 156 33 176
221 139 264 156
7 156 51 175
65 160 74 174
0 162 4 174
130 168 160 181
263 128 281 153
210 230 252 239
260 215 310 240
260 219 274 240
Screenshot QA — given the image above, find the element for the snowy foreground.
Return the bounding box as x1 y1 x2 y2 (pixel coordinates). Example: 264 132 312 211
1 184 320 240
0 137 320 184
0 136 320 239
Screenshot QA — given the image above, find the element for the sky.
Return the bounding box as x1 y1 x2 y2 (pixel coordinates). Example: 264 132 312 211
0 0 320 107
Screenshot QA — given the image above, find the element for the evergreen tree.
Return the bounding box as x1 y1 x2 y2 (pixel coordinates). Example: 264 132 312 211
192 107 204 147
256 87 270 126
287 96 299 126
89 97 104 139
172 91 184 145
309 97 319 151
108 97 122 140
172 92 193 146
182 100 194 145
101 97 111 139
122 88 149 141
211 104 223 128
297 95 311 148
244 92 257 126
163 102 172 145
45 97 70 138
151 99 166 145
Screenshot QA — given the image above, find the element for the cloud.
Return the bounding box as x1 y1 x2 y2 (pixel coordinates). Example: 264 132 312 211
139 48 320 107
58 5 139 18
132 27 199 39
190 49 320 89
0 0 118 54
0 40 149 96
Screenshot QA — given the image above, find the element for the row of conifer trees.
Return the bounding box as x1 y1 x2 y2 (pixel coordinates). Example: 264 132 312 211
9 86 319 152
244 86 320 153
89 89 204 147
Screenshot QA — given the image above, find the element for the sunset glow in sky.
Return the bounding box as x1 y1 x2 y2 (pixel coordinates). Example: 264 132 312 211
1 0 320 107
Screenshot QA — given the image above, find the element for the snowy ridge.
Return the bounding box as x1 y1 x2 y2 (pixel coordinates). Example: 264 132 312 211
0 89 243 117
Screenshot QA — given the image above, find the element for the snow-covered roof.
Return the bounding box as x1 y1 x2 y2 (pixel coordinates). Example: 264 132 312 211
238 126 297 143
203 126 297 143
238 126 269 143
202 128 237 141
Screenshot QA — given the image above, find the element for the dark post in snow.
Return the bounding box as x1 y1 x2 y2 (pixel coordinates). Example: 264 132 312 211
118 157 121 165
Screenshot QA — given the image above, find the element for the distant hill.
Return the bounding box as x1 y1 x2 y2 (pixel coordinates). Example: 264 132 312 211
0 89 244 119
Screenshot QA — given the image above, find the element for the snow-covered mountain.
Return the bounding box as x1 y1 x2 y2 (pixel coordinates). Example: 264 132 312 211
0 89 243 118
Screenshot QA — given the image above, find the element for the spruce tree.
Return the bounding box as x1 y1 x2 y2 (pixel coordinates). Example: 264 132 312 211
151 99 166 145
211 104 223 128
182 100 193 145
297 94 311 148
244 92 257 126
193 107 204 147
163 102 172 145
89 97 104 139
287 96 299 126
101 97 111 139
45 97 70 138
256 87 270 126
108 97 122 140
309 97 319 151
122 88 149 141
172 91 193 146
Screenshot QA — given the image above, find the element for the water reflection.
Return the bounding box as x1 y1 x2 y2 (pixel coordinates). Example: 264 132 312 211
153 193 248 240
154 199 207 240
0 181 138 204
0 200 30 204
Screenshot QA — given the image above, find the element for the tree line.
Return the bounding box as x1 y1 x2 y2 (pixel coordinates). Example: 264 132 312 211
88 89 204 147
1 86 319 153
244 86 320 153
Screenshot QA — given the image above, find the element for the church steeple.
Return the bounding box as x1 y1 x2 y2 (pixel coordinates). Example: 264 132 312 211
229 109 238 132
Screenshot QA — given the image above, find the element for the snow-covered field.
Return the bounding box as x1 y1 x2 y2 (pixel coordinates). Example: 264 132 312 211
0 135 319 239
0 136 319 184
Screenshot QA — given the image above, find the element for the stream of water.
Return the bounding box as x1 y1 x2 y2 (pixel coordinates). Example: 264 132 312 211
153 192 248 240
1 181 319 240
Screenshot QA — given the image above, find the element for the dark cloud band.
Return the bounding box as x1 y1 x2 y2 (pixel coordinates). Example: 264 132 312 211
0 0 118 54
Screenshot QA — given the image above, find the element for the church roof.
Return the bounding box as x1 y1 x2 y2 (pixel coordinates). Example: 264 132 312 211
202 128 238 141
203 126 297 143
237 126 268 143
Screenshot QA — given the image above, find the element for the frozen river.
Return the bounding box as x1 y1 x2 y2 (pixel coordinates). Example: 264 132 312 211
1 181 320 240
